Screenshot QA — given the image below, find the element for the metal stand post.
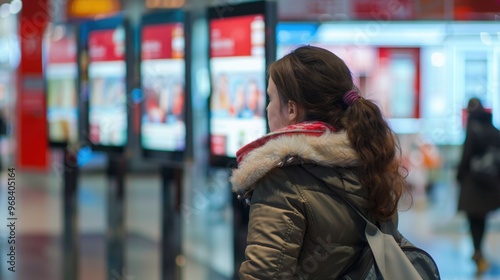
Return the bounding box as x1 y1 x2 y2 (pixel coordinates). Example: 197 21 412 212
106 154 127 279
63 149 79 280
161 166 182 280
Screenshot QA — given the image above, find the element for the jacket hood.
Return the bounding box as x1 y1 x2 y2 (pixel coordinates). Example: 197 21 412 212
230 130 361 194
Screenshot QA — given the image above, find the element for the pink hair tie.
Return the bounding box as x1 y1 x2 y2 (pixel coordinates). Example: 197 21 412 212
343 90 360 106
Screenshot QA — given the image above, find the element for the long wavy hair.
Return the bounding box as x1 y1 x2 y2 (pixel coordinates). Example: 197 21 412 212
268 45 407 221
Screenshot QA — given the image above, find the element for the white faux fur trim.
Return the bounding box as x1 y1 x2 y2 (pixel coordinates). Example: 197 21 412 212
230 131 360 194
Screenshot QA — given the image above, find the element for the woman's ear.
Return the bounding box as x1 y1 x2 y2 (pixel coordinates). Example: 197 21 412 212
287 100 299 124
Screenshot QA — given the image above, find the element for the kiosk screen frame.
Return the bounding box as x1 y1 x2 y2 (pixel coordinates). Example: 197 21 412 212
139 10 190 164
208 1 276 167
83 16 131 154
44 23 79 148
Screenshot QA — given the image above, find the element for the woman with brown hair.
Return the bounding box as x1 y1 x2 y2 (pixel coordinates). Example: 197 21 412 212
230 45 407 279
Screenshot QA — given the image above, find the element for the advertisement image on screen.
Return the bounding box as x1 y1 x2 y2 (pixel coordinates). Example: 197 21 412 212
88 27 127 147
141 23 186 152
210 14 267 158
46 34 78 144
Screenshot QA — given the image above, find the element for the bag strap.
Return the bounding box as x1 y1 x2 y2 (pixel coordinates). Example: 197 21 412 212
298 165 394 234
286 165 422 280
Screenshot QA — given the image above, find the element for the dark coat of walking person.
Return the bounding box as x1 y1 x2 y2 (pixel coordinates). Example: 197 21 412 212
456 97 500 275
0 113 6 171
230 46 407 279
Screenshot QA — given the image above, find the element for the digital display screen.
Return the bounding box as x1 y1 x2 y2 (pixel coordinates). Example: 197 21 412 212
140 23 185 152
209 14 267 158
88 27 127 147
45 32 78 144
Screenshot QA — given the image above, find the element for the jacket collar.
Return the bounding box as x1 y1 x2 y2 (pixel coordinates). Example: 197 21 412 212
230 127 360 195
236 121 337 164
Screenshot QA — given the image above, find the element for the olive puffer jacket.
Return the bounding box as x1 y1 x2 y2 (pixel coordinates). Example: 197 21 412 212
230 130 380 280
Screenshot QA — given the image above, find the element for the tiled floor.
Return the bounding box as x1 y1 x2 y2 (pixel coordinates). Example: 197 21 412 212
0 167 499 280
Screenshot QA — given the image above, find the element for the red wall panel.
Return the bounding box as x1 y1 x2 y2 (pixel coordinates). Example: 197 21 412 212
17 0 49 170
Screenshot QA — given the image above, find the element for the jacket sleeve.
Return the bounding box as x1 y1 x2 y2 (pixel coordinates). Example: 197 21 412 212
239 169 306 280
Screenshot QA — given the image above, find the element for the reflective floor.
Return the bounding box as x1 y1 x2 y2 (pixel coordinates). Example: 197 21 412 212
0 167 499 280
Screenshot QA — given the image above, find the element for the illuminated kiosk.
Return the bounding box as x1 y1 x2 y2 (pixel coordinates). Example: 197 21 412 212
139 9 190 280
43 22 80 280
80 14 132 280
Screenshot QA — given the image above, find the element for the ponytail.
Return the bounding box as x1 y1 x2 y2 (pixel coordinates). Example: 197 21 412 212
342 97 407 221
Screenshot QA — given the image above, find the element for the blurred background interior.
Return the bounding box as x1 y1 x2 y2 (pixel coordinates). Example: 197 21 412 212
0 0 500 279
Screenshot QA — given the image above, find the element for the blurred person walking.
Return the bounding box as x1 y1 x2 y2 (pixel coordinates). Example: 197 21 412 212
230 46 408 279
0 112 6 170
456 97 500 275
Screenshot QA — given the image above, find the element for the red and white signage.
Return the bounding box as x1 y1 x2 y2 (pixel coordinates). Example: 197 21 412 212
89 28 125 62
210 15 264 58
142 23 184 60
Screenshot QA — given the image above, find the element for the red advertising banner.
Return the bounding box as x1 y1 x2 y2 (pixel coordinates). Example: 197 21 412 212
89 29 125 62
17 0 49 170
210 15 263 58
142 24 184 60
454 0 500 20
354 0 414 20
